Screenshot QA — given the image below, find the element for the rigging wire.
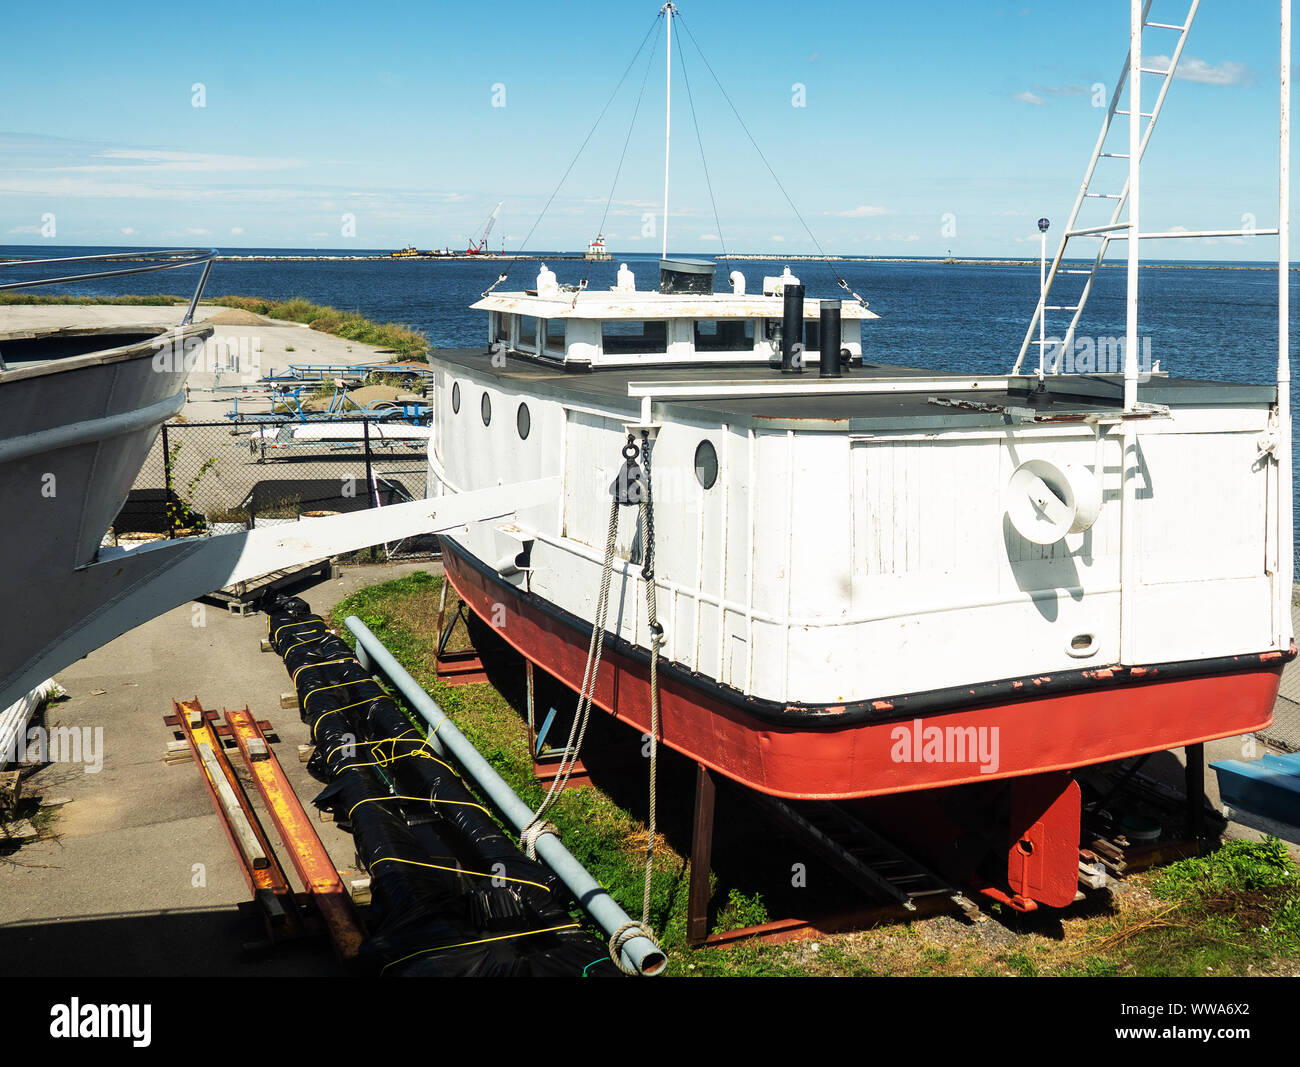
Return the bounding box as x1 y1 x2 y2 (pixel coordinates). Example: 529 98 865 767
675 11 867 307
673 15 726 257
482 12 663 297
578 15 665 299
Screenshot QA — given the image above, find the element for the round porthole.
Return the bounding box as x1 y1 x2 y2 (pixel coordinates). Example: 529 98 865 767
694 439 718 490
481 391 492 426
516 401 531 440
451 381 461 413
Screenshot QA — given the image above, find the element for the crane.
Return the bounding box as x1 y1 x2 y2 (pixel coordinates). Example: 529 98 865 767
466 201 503 255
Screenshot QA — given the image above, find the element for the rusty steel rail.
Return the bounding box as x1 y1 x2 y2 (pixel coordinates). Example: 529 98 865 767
225 705 365 963
166 698 304 943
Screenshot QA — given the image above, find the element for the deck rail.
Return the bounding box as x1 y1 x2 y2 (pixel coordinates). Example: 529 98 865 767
0 247 217 326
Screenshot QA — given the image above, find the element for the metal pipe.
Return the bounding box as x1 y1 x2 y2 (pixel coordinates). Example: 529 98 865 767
661 2 675 259
1123 0 1141 413
780 283 804 374
1279 0 1293 649
344 614 667 977
818 299 842 379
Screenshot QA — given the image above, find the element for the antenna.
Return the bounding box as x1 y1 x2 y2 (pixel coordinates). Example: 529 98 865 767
661 2 676 259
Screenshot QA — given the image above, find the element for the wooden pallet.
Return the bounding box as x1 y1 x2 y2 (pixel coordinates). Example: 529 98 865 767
204 558 339 615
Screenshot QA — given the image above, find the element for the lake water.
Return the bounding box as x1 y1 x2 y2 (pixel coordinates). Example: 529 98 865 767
4 244 1297 557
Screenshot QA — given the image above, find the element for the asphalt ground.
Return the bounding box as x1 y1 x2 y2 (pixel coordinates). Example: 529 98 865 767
0 561 432 977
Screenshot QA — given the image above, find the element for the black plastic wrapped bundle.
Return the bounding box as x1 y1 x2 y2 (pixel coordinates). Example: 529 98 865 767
265 595 619 977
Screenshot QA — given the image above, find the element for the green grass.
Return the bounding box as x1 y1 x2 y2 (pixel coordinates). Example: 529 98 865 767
327 569 812 977
0 292 431 360
323 571 1300 978
210 295 430 359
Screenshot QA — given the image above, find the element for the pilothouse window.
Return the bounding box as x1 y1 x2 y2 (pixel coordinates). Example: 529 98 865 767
493 313 511 347
694 319 755 352
601 320 667 355
517 316 540 352
544 318 565 352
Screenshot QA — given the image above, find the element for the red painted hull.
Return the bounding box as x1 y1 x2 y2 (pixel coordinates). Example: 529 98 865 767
441 541 1285 801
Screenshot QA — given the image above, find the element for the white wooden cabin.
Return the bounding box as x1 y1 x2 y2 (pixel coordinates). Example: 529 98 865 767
430 261 1287 712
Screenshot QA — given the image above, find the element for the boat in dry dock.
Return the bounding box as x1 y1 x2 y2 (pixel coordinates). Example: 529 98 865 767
423 0 1296 909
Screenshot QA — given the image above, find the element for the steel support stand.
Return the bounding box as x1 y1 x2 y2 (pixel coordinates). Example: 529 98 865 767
687 762 716 946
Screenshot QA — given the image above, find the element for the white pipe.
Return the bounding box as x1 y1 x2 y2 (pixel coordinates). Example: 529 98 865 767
661 2 673 260
1280 0 1293 647
1119 0 1142 668
1124 0 1141 412
1038 227 1047 381
346 616 666 977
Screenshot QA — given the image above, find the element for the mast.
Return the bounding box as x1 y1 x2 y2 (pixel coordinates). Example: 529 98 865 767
661 2 676 259
1279 0 1293 646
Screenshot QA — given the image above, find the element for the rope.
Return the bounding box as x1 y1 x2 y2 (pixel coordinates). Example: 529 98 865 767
578 19 663 302
637 431 662 932
482 13 663 297
522 492 621 833
675 11 866 306
520 819 560 861
672 17 726 256
520 433 667 974
379 922 580 976
368 855 552 894
608 920 657 976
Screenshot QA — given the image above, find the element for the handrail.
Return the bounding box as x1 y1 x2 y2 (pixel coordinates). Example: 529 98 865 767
0 247 217 325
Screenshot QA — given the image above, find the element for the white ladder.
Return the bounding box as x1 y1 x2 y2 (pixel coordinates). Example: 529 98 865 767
1011 0 1200 377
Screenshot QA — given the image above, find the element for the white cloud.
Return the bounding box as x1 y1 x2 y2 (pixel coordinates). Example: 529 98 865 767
120 226 136 235
186 227 210 235
230 226 245 235
905 234 920 242
1012 91 1045 105
770 234 786 242
1148 55 1252 86
1034 83 1089 98
828 204 887 218
698 233 719 240
7 224 40 234
54 148 303 174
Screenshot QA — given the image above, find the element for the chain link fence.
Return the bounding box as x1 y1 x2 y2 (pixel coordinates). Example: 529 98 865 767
110 419 436 559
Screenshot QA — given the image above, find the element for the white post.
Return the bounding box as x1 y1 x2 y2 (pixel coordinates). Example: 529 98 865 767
661 2 675 260
1279 0 1293 647
1038 225 1048 379
1124 0 1141 411
1119 0 1142 667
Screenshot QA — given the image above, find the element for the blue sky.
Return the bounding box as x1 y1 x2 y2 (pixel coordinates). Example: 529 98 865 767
0 0 1291 258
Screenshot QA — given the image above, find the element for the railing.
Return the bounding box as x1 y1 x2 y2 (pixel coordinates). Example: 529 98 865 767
0 247 217 327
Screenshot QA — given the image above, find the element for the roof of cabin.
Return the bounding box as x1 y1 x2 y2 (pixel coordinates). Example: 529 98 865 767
430 347 1276 431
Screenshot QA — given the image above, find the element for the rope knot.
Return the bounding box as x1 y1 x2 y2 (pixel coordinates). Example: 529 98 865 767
519 818 560 860
608 921 662 976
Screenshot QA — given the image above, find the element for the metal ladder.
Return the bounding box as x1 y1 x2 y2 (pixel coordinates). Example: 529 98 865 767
751 793 982 919
1011 0 1200 376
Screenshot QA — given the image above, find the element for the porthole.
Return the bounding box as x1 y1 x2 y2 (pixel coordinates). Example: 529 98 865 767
694 439 718 490
451 381 461 413
481 391 492 426
516 401 531 440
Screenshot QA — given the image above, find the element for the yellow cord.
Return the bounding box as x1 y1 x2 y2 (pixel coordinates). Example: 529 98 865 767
369 854 552 893
291 656 355 685
302 676 380 711
378 923 580 975
345 794 491 821
323 734 423 762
